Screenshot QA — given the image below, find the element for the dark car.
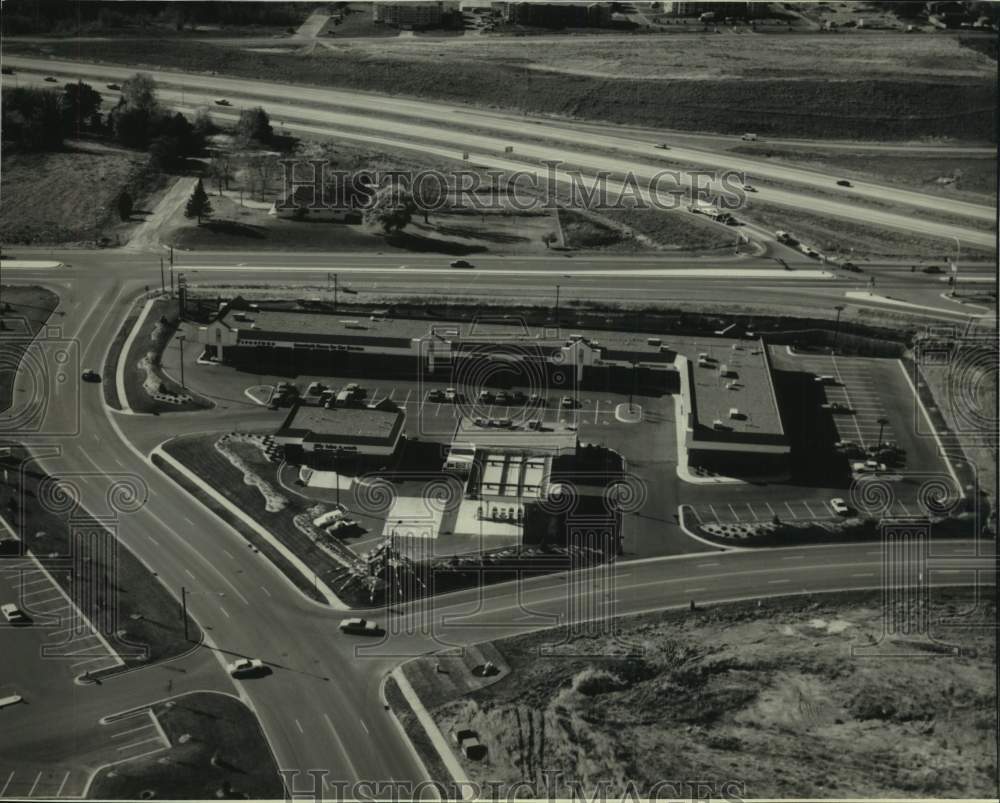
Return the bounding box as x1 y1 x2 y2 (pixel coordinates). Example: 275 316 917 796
81 369 101 383
215 98 232 106
836 179 852 187
44 76 58 83
923 265 943 274
106 83 121 90
450 259 474 268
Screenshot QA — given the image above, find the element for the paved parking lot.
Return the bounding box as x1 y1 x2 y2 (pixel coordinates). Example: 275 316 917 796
687 493 927 525
0 767 90 799
1 557 124 678
793 354 896 448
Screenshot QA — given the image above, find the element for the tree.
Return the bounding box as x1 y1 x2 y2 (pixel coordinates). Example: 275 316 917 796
1 88 64 152
117 190 133 221
121 72 158 113
60 81 103 135
111 105 151 148
541 231 558 249
363 186 415 234
184 179 213 225
192 107 216 139
208 152 234 195
149 134 181 170
235 106 273 148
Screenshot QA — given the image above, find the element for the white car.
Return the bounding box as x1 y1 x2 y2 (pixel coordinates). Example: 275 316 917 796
339 618 384 636
852 460 887 474
1 603 27 624
227 658 266 678
830 498 851 516
815 375 838 385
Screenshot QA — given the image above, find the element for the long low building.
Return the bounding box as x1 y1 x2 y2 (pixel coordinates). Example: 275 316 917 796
197 302 679 389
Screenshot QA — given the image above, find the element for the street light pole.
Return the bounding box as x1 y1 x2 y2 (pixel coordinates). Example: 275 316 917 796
554 284 560 327
950 236 960 297
181 586 189 641
876 417 889 450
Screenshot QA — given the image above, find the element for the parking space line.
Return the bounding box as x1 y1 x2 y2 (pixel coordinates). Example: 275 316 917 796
727 504 740 522
28 772 40 797
765 502 776 518
112 724 155 739
594 400 600 424
117 736 163 752
802 500 818 518
784 502 798 519
1 771 14 797
707 504 721 523
55 771 69 798
746 503 759 521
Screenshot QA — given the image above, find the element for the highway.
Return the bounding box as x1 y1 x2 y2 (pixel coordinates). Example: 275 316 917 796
4 57 997 250
1 244 995 796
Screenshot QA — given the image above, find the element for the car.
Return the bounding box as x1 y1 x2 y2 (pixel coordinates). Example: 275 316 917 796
227 658 268 678
478 390 494 403
528 393 547 406
509 390 526 404
742 184 757 192
923 265 944 274
44 76 58 83
560 395 577 409
106 83 121 90
494 391 509 405
836 179 852 187
852 460 887 474
326 518 356 533
444 387 458 401
654 143 670 150
305 381 327 396
427 389 446 402
822 402 853 413
1 603 28 624
741 133 758 142
81 369 101 383
339 617 384 636
215 98 232 106
815 375 838 385
830 498 851 516
841 261 859 271
450 259 474 268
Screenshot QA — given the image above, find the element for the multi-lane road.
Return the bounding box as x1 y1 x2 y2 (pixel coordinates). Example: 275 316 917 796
4 56 997 249
1 244 995 796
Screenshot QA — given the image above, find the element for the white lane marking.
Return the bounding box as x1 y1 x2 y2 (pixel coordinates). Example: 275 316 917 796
851 572 875 578
1 771 15 797
781 555 805 561
219 606 230 619
684 587 706 593
117 736 162 752
28 773 41 797
768 579 790 584
295 719 304 734
111 724 155 739
323 713 361 780
55 771 70 798
697 562 719 568
260 585 272 597
185 569 195 579
359 719 369 735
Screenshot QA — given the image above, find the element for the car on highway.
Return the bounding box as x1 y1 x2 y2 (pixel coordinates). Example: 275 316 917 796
339 617 384 636
836 179 852 187
923 265 944 274
44 76 58 83
852 460 887 474
215 98 232 106
654 143 670 150
450 259 474 268
741 133 758 141
227 658 269 678
106 83 121 90
841 261 860 272
81 369 101 383
1 603 29 624
742 183 757 192
830 498 852 516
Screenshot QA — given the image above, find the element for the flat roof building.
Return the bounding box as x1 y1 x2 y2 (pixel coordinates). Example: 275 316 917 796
274 402 405 457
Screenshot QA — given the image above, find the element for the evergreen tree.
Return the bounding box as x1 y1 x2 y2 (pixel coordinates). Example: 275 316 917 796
184 179 213 225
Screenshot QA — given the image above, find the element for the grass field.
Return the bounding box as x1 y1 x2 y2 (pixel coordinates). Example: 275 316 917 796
0 443 200 672
8 36 995 141
0 142 154 245
411 589 996 798
89 692 283 800
0 286 60 414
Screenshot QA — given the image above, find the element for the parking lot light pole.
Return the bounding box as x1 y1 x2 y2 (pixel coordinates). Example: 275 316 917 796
876 417 889 450
176 335 186 389
950 236 960 297
833 304 845 350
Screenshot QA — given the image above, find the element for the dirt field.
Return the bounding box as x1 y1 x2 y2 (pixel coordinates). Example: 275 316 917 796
0 142 157 246
408 589 996 798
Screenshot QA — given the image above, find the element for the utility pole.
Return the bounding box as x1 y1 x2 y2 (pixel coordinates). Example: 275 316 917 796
159 257 165 295
833 304 845 351
334 272 338 310
555 284 560 327
177 335 186 389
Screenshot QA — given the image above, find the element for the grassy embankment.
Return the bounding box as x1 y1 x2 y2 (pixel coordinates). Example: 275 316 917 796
0 286 60 413
403 589 996 798
89 692 284 800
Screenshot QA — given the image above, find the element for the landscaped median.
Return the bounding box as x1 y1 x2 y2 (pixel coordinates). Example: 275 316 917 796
388 589 996 799
679 503 988 548
88 692 283 800
107 294 213 414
